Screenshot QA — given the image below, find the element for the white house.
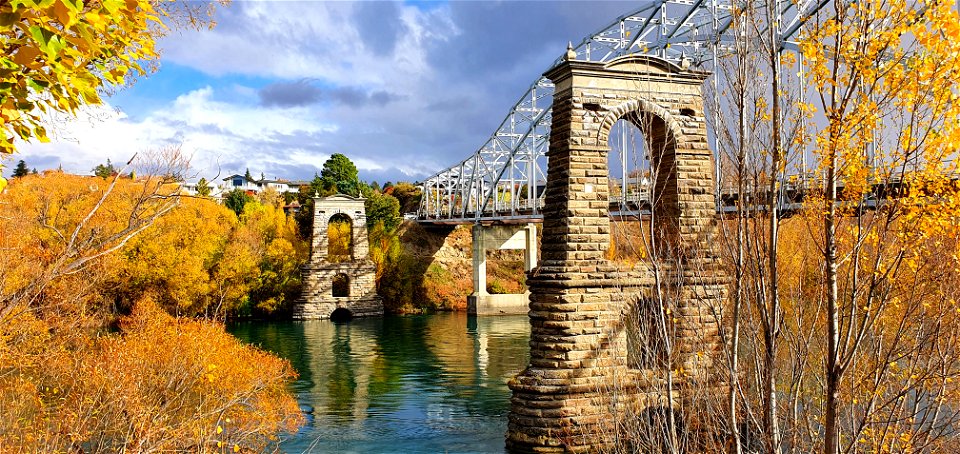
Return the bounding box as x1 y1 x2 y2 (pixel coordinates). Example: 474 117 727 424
258 179 290 193
220 174 261 193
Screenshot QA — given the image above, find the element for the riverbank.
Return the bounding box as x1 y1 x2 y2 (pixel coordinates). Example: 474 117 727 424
372 222 527 314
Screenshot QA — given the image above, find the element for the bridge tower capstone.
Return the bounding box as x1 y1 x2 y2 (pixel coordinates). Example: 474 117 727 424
506 54 726 451
294 194 383 319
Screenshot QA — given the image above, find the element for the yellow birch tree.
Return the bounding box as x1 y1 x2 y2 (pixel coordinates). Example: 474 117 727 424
799 0 960 451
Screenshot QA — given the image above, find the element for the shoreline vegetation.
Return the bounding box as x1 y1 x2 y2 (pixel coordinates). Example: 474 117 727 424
0 153 526 451
3 0 960 450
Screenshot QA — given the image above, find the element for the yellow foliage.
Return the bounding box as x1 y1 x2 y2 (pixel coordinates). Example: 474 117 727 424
0 298 303 452
327 216 353 263
0 0 226 154
0 172 304 451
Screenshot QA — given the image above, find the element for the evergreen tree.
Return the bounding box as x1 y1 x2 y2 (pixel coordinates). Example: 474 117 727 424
93 159 116 178
223 188 253 216
31 168 37 174
244 168 252 182
320 153 360 196
13 160 28 178
196 178 211 197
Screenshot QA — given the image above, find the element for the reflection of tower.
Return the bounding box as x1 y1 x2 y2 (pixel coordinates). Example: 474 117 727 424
295 194 383 319
302 320 377 426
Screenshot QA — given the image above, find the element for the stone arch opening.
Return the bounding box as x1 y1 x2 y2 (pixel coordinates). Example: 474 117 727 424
332 273 350 297
606 118 653 264
327 213 353 263
600 102 683 258
330 307 353 321
625 297 670 370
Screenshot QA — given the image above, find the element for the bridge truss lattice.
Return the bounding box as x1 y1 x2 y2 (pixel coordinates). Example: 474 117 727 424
417 0 830 223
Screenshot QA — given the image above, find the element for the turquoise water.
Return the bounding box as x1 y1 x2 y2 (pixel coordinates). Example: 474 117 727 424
229 313 530 454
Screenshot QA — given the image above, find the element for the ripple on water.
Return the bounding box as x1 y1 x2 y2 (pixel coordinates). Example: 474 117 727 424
229 313 531 454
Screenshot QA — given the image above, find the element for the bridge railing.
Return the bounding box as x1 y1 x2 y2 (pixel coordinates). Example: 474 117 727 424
415 0 836 225
416 170 960 224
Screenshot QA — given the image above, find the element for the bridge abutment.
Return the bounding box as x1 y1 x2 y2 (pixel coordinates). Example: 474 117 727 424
506 54 726 452
294 194 383 320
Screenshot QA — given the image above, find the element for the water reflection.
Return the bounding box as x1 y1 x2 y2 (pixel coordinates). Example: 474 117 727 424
230 313 530 453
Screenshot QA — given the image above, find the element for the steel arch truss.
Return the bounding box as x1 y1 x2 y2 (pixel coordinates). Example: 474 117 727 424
417 0 830 223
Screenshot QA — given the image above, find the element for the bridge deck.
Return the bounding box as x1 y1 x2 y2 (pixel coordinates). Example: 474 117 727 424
416 173 957 225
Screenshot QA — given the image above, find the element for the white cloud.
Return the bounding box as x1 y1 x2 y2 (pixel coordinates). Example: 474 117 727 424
8 1 640 184
159 2 456 90
16 87 339 179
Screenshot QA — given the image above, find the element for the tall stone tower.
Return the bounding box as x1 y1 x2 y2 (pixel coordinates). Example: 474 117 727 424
506 54 726 451
294 194 383 319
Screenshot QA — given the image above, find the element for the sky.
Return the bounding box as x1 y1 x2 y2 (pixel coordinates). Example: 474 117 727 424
9 1 641 184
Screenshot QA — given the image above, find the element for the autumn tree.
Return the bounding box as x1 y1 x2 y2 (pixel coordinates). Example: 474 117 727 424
0 296 302 452
0 0 225 155
388 181 422 214
706 0 809 448
0 157 305 451
798 0 960 451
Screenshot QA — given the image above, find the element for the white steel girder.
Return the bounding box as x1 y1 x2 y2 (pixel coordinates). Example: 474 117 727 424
417 0 830 223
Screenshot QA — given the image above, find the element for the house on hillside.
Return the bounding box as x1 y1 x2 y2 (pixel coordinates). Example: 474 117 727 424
221 174 261 194
284 180 311 193
283 200 302 215
258 179 291 193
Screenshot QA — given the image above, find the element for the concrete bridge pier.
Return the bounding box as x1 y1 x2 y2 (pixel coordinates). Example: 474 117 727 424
468 223 538 316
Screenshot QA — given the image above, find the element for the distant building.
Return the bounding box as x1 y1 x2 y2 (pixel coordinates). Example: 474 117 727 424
177 174 311 202
283 200 302 215
258 178 291 193
221 174 261 194
218 175 312 196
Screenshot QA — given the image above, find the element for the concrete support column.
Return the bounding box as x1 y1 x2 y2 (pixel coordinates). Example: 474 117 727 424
471 223 487 296
523 223 538 272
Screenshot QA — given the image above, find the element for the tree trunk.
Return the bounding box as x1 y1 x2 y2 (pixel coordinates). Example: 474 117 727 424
764 1 783 450
824 139 841 454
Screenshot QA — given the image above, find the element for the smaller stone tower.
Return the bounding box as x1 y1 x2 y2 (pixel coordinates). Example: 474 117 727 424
294 194 383 319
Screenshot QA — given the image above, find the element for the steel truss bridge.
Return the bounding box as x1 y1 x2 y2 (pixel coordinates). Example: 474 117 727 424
416 0 832 225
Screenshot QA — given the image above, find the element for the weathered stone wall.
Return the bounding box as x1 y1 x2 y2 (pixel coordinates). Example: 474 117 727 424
506 55 726 452
294 194 383 320
309 196 370 263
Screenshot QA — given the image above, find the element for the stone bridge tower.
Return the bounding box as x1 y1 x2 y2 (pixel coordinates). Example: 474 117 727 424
506 54 726 451
294 194 383 319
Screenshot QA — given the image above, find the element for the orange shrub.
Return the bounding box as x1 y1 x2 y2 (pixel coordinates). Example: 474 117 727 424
0 298 303 452
0 172 304 451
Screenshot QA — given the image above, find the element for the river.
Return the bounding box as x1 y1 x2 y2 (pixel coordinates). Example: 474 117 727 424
229 313 531 454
